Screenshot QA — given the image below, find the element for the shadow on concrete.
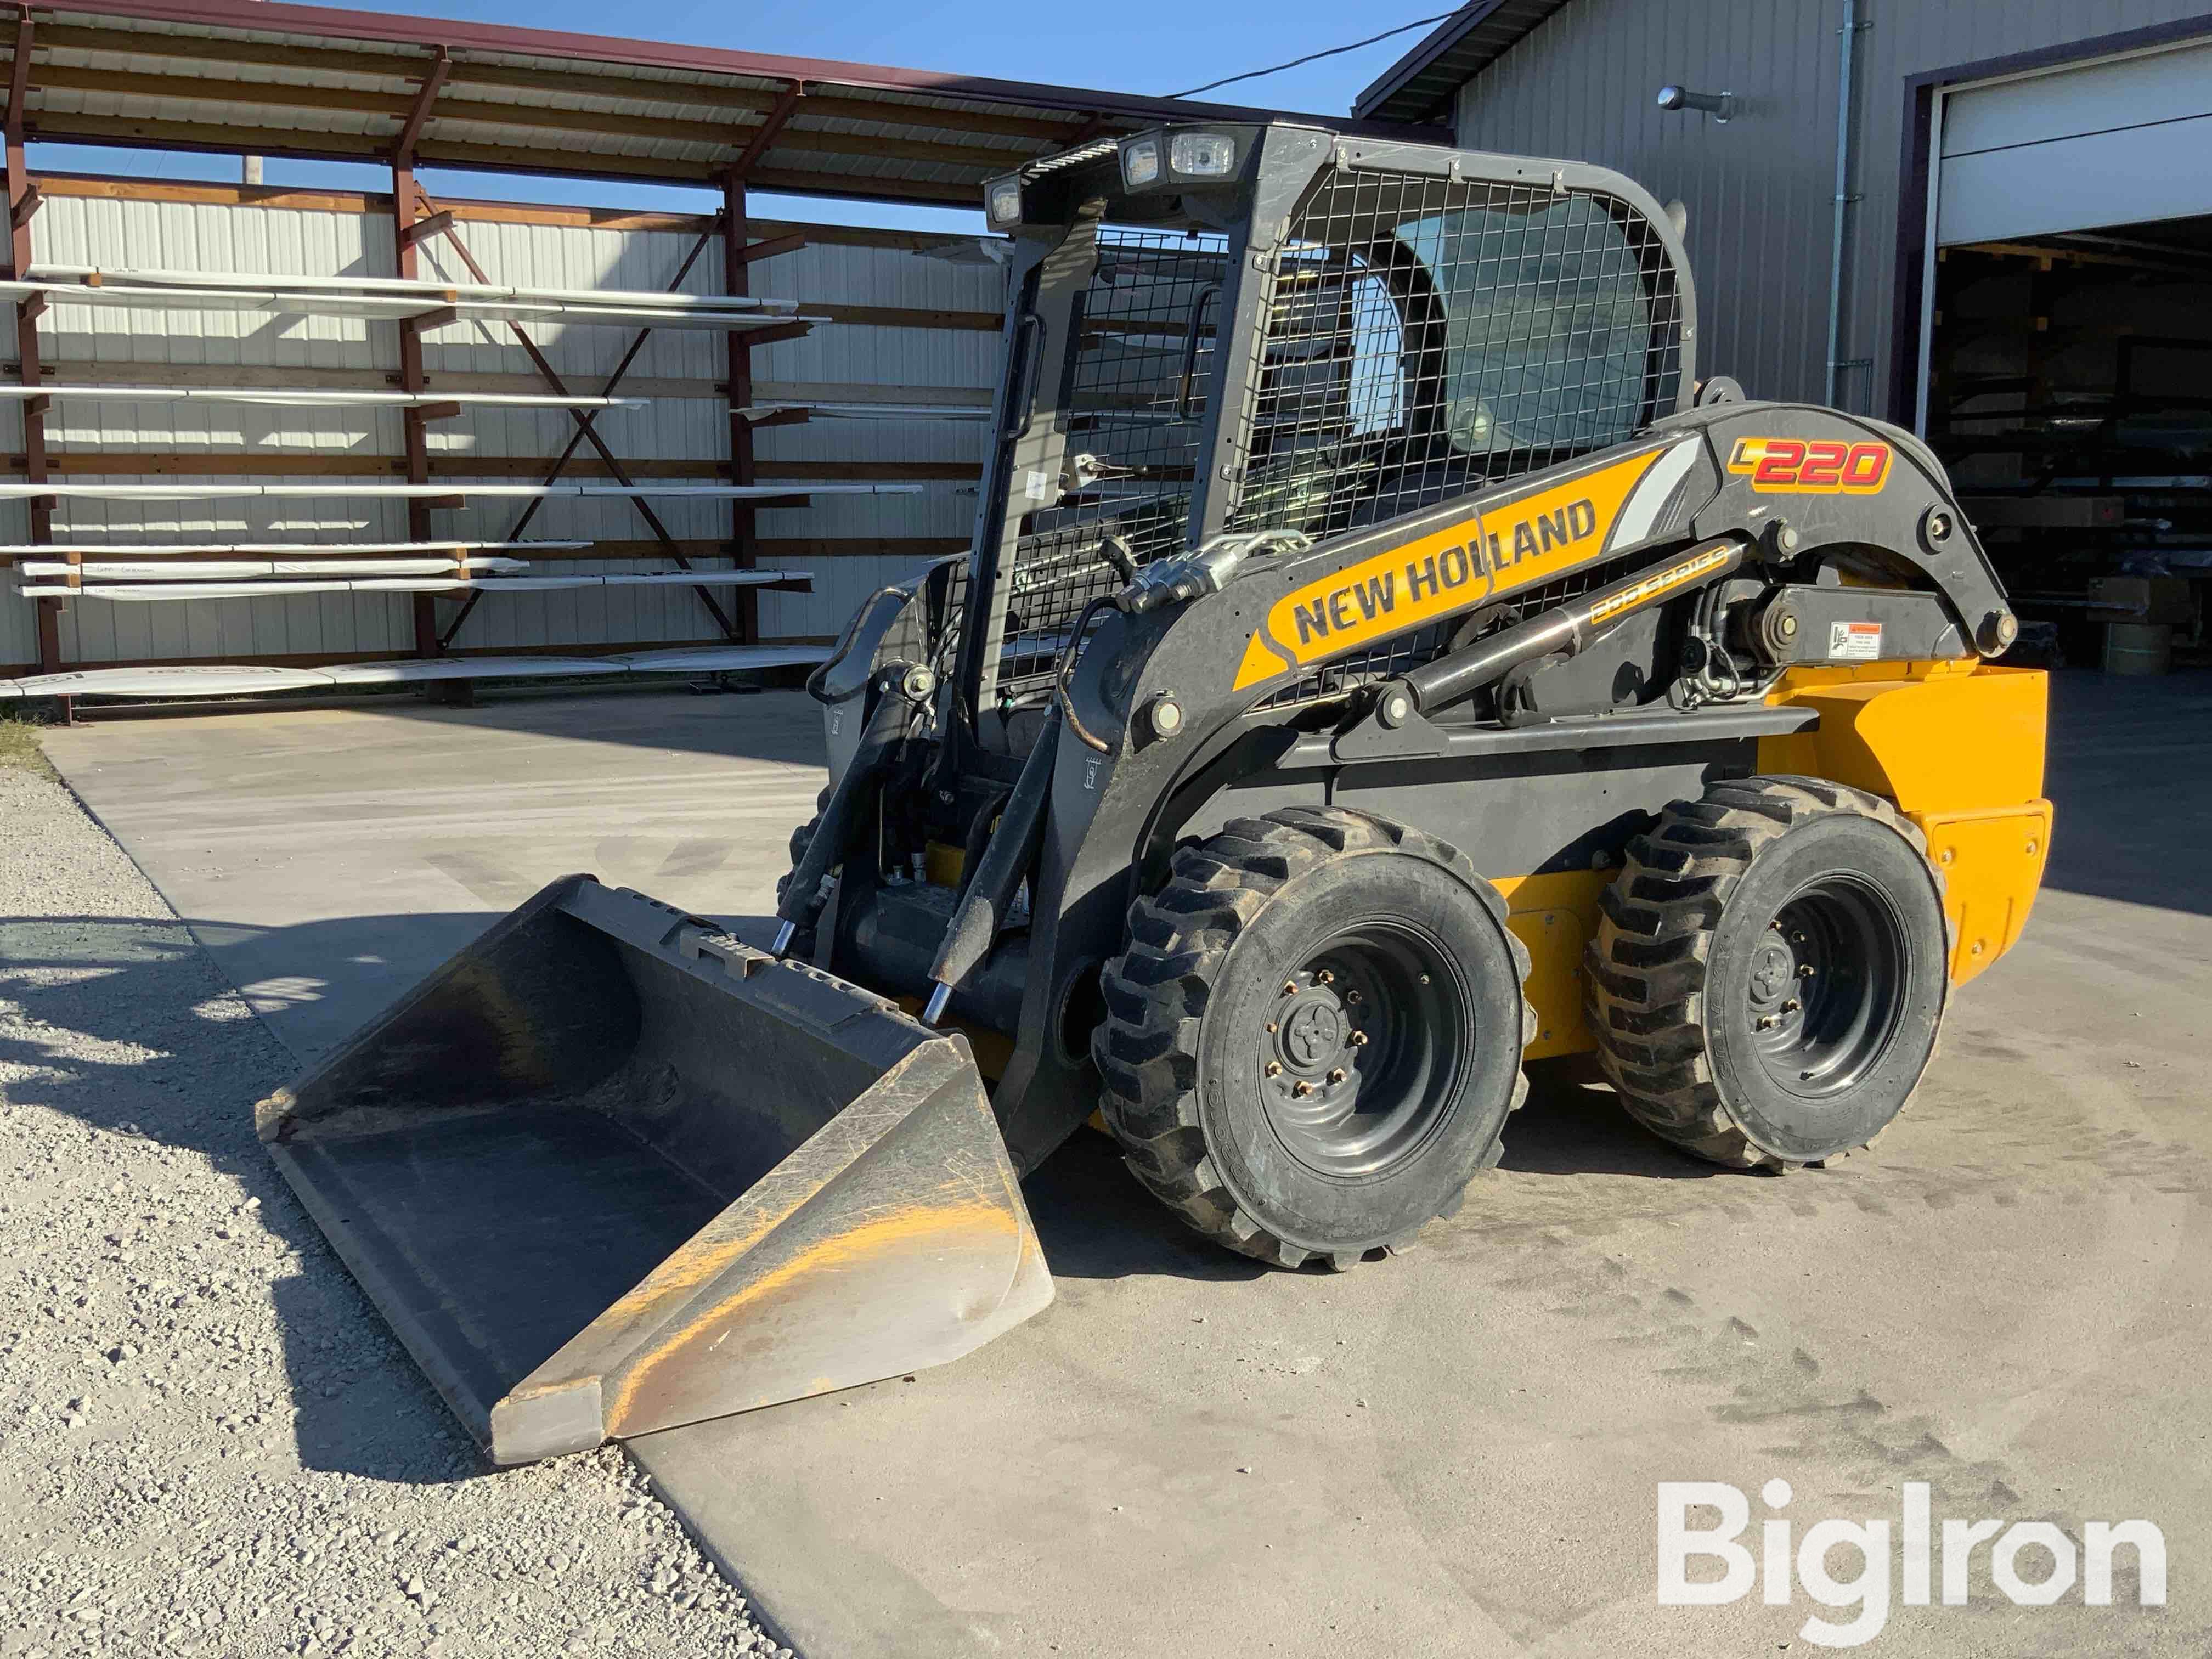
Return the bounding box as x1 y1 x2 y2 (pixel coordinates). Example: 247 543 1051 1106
1023 1062 1723 1284
1498 1061 1725 1181
289 684 828 771
0 911 495 1488
1023 1132 1269 1285
2040 668 2212 917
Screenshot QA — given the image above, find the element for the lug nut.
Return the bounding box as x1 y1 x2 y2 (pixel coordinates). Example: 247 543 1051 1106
1345 989 1362 1005
1781 998 1800 1013
1318 969 1334 984
1282 981 1299 997
1798 964 1815 978
1265 1020 1278 1033
1327 1068 1347 1084
1292 1080 1314 1097
1350 1030 1369 1046
1264 1061 1282 1077
1756 1015 1775 1030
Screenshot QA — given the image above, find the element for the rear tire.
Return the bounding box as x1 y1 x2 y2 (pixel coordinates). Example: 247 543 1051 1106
1093 806 1533 1269
1587 776 1949 1170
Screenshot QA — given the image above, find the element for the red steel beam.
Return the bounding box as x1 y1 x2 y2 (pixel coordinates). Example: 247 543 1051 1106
727 78 804 180
392 46 450 167
415 187 741 644
3 6 30 134
723 173 760 645
392 162 441 658
5 7 55 675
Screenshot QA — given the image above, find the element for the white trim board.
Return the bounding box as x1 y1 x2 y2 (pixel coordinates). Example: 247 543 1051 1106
0 278 823 335
0 482 919 501
1 645 832 699
0 385 647 410
18 569 809 600
0 540 589 555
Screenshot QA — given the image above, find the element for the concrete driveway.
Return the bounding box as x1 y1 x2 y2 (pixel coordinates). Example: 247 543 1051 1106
43 673 2212 1657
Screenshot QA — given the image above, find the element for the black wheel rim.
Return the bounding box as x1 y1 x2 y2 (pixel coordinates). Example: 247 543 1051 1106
1745 874 1909 1100
1256 923 1467 1178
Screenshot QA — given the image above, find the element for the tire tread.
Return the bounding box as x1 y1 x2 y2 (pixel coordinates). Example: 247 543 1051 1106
1585 775 1945 1170
1093 805 1534 1269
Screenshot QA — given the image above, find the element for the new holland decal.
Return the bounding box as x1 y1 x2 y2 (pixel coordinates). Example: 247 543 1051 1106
1230 443 1679 692
1725 436 1892 494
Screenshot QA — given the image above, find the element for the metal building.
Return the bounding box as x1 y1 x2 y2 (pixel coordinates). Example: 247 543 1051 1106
0 0 1420 698
1358 1 2212 672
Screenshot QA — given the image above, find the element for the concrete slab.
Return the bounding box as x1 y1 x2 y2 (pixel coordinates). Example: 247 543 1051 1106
40 673 2212 1657
46 688 822 1063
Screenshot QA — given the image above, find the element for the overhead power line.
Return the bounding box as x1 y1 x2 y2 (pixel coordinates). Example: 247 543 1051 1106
1170 10 1462 100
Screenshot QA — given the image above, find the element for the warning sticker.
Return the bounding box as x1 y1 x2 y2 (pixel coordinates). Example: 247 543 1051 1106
1829 620 1883 661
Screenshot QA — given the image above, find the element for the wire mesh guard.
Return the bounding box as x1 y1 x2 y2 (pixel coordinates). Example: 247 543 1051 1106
995 229 1229 696
1230 170 1685 705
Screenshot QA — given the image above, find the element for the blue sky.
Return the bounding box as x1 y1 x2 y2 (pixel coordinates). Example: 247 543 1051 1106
32 0 1447 231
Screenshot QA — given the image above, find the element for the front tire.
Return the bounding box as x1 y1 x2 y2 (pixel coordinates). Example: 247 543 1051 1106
1587 776 1949 1169
1093 806 1534 1268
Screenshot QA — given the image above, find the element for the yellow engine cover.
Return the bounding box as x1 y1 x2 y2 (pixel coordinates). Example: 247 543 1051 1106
1758 663 2053 988
1495 663 2053 1055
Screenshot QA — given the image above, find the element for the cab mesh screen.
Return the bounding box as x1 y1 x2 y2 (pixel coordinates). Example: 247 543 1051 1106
994 229 1228 697
1227 170 1685 705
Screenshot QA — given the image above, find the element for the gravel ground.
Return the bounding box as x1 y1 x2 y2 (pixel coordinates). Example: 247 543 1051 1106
0 759 793 1659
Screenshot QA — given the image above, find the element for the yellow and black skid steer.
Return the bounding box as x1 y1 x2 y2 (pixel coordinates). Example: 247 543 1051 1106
262 121 2052 1463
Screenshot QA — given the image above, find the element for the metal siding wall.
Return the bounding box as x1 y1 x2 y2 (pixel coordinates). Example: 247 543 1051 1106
1452 0 2212 420
1453 0 1843 408
9 189 1001 669
29 194 410 666
725 235 998 641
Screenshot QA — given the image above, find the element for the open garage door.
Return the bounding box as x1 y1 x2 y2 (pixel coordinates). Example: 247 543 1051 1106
1936 38 2212 246
1924 33 2212 680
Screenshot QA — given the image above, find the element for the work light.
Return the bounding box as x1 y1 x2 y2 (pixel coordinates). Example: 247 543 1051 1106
1169 132 1237 177
1121 137 1161 188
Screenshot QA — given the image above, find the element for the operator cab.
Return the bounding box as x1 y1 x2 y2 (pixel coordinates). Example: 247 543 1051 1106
963 121 1696 748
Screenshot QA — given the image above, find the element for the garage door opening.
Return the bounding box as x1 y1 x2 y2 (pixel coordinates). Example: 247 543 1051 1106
1929 227 2212 678
1920 35 2212 677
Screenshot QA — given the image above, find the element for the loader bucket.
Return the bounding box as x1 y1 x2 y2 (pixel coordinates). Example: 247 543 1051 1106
256 876 1053 1465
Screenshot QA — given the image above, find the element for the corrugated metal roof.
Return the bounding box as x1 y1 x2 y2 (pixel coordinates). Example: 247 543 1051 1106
1352 0 1576 126
1 1 1440 207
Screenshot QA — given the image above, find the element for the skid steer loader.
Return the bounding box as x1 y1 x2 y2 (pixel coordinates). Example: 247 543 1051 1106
261 121 2052 1464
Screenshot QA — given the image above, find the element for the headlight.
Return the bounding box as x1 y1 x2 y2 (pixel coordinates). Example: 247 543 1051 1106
1169 132 1237 177
1121 137 1161 188
985 177 1023 228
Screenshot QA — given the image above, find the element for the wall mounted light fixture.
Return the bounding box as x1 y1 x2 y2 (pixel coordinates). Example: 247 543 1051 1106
1656 85 1735 123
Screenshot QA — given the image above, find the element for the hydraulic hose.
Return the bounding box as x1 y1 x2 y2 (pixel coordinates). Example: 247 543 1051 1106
1054 596 1118 754
923 706 1060 1024
771 684 913 955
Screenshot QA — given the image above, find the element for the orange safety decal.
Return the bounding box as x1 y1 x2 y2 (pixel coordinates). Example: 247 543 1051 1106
1725 436 1892 494
1231 443 1675 692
